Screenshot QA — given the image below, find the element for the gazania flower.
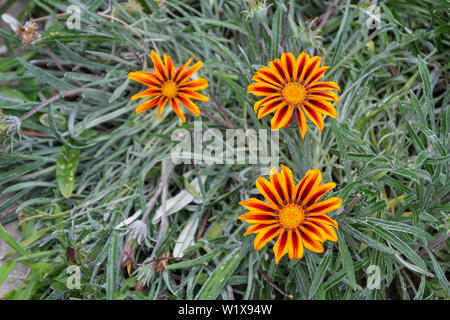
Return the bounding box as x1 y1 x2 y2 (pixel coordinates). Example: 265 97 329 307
247 52 340 138
238 165 342 263
128 50 209 122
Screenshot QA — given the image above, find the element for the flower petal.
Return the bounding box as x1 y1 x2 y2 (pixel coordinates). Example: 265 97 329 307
280 165 295 202
306 197 342 217
273 230 289 264
128 71 161 87
281 52 297 82
301 230 324 253
174 56 195 82
296 107 307 139
256 176 283 207
301 221 328 242
178 61 204 84
271 104 294 130
131 87 161 100
307 81 341 93
302 182 336 208
150 50 168 81
170 98 186 122
237 212 278 224
254 225 282 251
181 78 208 91
305 66 330 85
258 100 285 119
302 105 325 131
244 223 276 235
176 95 201 117
163 54 175 79
239 198 278 212
295 169 321 204
304 99 338 118
288 229 304 259
305 220 337 242
179 89 209 102
269 59 288 84
157 96 168 119
135 95 161 114
299 56 321 84
305 215 339 230
306 91 339 103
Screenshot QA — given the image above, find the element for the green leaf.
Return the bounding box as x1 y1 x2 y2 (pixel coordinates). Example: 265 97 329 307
167 251 218 270
0 223 28 256
425 248 450 296
56 145 80 198
337 231 357 290
0 160 44 185
362 222 428 272
33 32 120 45
417 56 435 130
106 230 123 300
270 7 283 59
308 248 332 299
196 247 246 300
0 260 16 286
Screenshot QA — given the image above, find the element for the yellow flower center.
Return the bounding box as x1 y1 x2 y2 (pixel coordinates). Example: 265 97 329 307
282 82 306 105
161 81 178 98
279 204 304 229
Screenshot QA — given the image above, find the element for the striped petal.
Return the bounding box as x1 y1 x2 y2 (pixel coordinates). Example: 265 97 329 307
181 78 208 91
271 104 294 130
174 56 195 82
301 230 324 253
305 215 339 230
128 71 161 87
163 54 175 79
237 212 278 224
150 50 168 81
176 95 201 117
258 100 285 119
295 169 321 204
239 198 278 212
306 197 342 216
178 61 204 84
307 81 341 93
244 223 276 235
306 91 339 103
296 107 308 139
131 87 161 100
302 105 325 131
273 230 289 264
135 95 161 114
170 98 186 122
288 229 304 259
256 177 283 207
299 56 321 85
157 96 168 119
302 182 336 208
254 225 282 251
305 220 337 242
179 89 209 102
304 99 338 118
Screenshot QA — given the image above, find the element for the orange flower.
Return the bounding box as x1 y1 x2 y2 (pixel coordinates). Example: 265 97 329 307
238 165 342 264
247 52 340 138
128 50 209 122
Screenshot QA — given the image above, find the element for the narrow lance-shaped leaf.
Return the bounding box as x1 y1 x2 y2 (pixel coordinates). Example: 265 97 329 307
56 144 80 198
